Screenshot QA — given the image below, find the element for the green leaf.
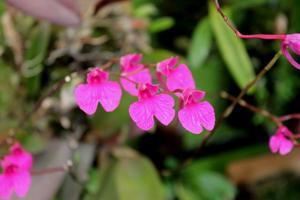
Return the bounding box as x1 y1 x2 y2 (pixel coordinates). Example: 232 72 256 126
134 4 158 18
188 17 212 68
149 17 174 33
209 2 255 91
115 157 165 200
176 171 236 200
20 133 46 153
23 22 51 97
98 153 165 200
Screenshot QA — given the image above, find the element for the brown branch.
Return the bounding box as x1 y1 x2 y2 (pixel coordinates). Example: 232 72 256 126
220 92 282 126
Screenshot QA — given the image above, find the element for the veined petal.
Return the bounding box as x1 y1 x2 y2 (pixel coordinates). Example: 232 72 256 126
178 102 215 134
0 175 13 200
178 106 203 134
129 100 155 131
13 171 31 198
195 102 215 131
98 81 122 112
167 64 195 91
153 94 175 126
121 69 152 96
74 84 99 115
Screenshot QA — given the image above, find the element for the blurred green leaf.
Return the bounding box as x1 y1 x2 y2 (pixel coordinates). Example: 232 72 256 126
0 61 20 130
21 133 46 153
144 49 175 63
149 17 175 33
176 171 236 200
188 17 212 68
143 49 187 64
23 22 51 97
97 152 165 200
85 169 103 195
209 2 255 91
134 4 158 18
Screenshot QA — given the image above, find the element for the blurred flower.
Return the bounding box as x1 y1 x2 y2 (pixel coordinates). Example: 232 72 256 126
178 88 215 134
0 143 32 200
156 57 195 92
269 126 294 155
75 68 122 115
120 53 152 96
129 83 175 131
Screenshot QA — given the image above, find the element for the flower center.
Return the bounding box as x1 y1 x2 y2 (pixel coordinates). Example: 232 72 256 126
87 68 108 84
5 164 19 174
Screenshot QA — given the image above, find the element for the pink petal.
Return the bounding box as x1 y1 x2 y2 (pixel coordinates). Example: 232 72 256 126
279 139 293 155
98 81 122 112
4 154 32 171
74 84 99 115
6 0 81 27
178 102 215 134
167 64 195 92
281 42 300 70
13 171 31 198
8 143 33 170
269 135 280 154
156 57 178 76
0 175 13 200
285 34 300 55
75 81 122 114
153 94 175 126
121 69 152 96
129 100 155 131
196 102 215 131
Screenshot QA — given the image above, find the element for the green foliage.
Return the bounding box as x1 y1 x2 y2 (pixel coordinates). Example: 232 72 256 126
23 22 51 97
85 150 165 200
187 17 212 68
0 61 20 130
176 171 236 200
209 2 255 91
149 17 175 33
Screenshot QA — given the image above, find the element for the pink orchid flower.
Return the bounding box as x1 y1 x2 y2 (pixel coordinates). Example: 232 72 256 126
120 53 152 96
6 143 33 170
156 57 195 92
178 88 215 134
75 68 122 115
129 83 175 131
269 126 294 156
0 143 32 200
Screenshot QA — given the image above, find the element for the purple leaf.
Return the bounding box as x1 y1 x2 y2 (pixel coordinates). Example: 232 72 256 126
5 0 81 27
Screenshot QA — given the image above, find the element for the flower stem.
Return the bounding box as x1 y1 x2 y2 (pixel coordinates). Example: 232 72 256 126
212 0 286 40
220 91 282 126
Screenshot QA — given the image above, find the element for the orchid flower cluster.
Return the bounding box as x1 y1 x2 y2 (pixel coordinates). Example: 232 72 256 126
0 143 32 200
74 54 216 134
